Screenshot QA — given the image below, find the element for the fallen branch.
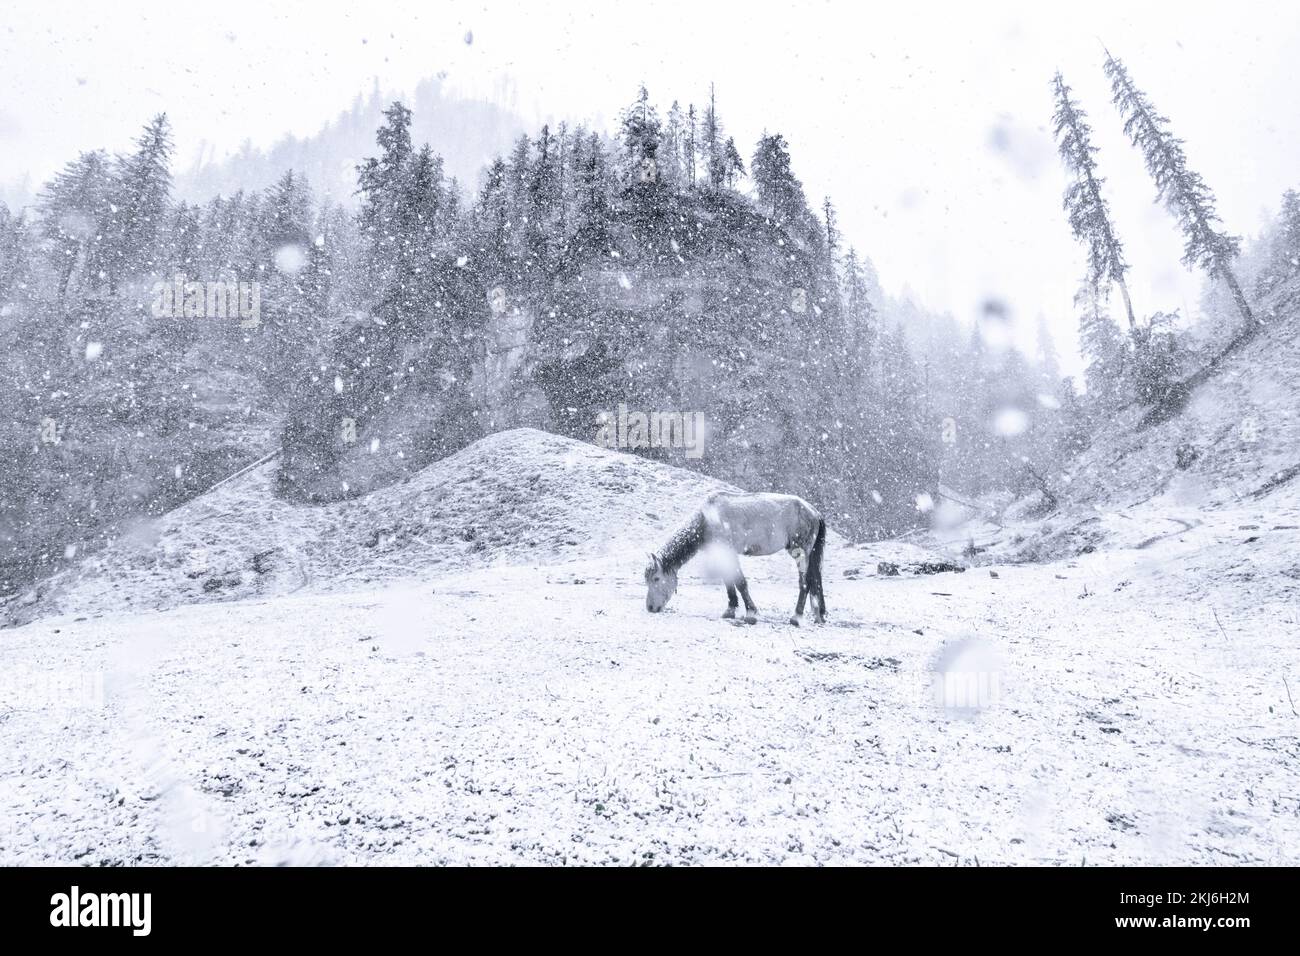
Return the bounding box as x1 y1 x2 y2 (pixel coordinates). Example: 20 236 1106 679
1138 320 1265 428
204 447 283 495
1250 462 1300 500
1212 608 1229 642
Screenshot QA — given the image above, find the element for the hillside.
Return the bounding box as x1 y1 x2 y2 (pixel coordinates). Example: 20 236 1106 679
922 288 1300 615
1067 297 1300 512
3 429 748 628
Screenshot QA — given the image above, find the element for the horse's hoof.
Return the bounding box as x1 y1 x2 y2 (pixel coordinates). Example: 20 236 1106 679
744 614 758 625
721 608 736 619
788 617 800 627
813 615 826 624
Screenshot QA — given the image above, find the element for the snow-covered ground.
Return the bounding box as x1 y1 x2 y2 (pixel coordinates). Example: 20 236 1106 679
2 429 1298 865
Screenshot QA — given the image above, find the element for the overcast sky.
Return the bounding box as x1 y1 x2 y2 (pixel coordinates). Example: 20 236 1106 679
3 0 1298 370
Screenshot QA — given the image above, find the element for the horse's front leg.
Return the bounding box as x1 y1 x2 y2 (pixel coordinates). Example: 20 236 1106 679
722 550 758 624
722 583 738 619
790 571 809 626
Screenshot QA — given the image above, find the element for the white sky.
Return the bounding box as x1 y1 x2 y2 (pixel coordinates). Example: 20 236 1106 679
3 0 1298 372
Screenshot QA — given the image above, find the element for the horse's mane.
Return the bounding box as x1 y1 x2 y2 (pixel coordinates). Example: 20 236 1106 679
656 510 709 573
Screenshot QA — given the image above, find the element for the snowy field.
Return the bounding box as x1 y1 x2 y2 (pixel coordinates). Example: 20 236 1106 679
2 430 1298 866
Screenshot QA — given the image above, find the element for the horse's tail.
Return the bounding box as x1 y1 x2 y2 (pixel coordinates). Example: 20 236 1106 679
808 516 827 602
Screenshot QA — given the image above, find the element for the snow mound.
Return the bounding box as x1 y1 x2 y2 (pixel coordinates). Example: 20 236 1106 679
4 429 736 627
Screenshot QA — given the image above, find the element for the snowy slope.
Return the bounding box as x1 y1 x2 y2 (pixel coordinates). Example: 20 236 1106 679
1067 314 1300 511
923 298 1300 582
3 429 742 628
2 428 1298 865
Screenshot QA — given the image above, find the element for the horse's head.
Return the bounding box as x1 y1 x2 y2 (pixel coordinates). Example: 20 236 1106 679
644 553 677 613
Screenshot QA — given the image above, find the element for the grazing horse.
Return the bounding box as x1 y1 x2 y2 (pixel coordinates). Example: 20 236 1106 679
644 492 826 625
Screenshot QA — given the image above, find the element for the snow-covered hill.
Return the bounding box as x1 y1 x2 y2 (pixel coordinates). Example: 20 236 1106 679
3 429 739 628
2 423 1298 865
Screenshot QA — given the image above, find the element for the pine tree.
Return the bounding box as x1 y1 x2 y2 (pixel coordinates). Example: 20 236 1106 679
356 101 414 294
684 104 698 188
822 197 839 258
1076 281 1127 407
205 190 256 280
875 323 932 533
36 150 112 300
663 101 684 184
702 84 724 188
841 246 877 366
837 245 881 516
525 126 558 270
258 170 315 255
619 85 662 183
281 103 483 498
721 137 745 188
1051 72 1137 334
256 170 319 378
166 201 202 275
150 200 203 353
554 122 570 236
1104 53 1254 329
573 132 613 245
90 114 174 291
475 156 510 276
1259 189 1300 295
0 203 33 306
751 133 811 232
503 134 534 263
310 200 356 313
358 105 450 335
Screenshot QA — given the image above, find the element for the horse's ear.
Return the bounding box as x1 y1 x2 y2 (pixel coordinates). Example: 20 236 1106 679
647 552 660 570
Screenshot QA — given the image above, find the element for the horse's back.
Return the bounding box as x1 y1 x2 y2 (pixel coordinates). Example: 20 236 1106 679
704 490 819 519
702 491 820 555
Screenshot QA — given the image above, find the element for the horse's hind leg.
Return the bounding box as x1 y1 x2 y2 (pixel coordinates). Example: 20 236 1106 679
806 518 827 624
787 544 809 626
808 566 826 624
736 575 758 625
722 583 738 619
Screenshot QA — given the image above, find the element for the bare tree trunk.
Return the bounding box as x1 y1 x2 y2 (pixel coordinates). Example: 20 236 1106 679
1220 266 1257 329
1115 275 1138 336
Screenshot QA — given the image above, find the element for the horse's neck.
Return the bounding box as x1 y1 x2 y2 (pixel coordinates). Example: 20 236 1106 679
660 510 709 573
